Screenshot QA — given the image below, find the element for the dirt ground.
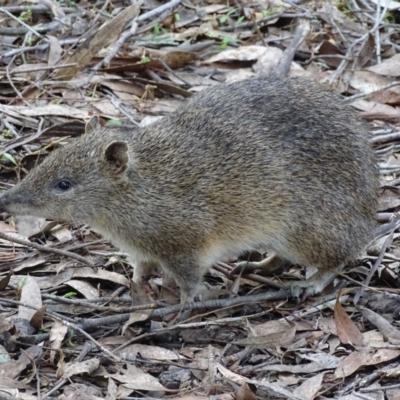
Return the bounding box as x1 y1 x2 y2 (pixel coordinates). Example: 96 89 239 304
0 0 400 399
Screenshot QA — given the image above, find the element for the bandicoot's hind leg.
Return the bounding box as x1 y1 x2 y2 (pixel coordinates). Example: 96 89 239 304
281 225 354 300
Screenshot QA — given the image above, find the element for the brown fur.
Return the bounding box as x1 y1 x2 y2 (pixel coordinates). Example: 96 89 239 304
0 76 379 302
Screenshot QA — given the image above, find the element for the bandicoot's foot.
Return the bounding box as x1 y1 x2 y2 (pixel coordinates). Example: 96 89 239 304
288 269 341 302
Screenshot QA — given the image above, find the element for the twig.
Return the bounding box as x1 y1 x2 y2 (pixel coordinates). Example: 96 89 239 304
48 313 122 362
343 81 400 104
107 91 140 126
275 18 310 77
152 289 291 319
88 0 110 28
370 130 400 144
0 38 81 60
5 55 30 106
82 0 181 86
42 293 157 313
10 63 76 75
135 0 181 24
329 0 389 83
353 221 399 304
1 5 76 14
0 7 49 40
0 231 94 267
42 342 96 399
220 12 310 32
0 20 61 36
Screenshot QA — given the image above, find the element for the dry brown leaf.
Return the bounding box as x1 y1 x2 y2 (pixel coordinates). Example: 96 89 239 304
369 89 400 105
318 317 337 335
62 382 103 399
347 71 398 95
0 104 90 119
0 274 11 291
253 47 286 75
106 364 167 391
261 352 340 374
30 305 46 330
34 269 75 289
317 3 368 35
54 3 141 80
40 0 65 18
66 280 100 300
334 301 364 346
315 41 344 68
122 310 152 334
116 343 184 361
356 33 375 69
359 307 400 344
235 383 257 400
15 216 46 238
60 358 100 380
367 54 400 77
106 378 118 400
334 348 400 379
18 276 42 322
50 225 73 242
217 364 250 385
0 222 16 233
167 397 212 400
73 267 131 287
378 188 400 211
49 321 68 364
10 63 48 81
234 320 296 348
0 359 30 380
90 99 121 117
352 99 400 120
205 45 268 64
100 52 198 74
47 35 63 66
293 372 324 400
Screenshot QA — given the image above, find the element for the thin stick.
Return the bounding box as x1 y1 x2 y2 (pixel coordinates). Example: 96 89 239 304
0 231 94 267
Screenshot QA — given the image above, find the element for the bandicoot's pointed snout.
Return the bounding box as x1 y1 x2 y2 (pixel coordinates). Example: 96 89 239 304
0 189 18 214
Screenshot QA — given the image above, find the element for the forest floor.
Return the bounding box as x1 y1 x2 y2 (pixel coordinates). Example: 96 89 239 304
0 0 400 399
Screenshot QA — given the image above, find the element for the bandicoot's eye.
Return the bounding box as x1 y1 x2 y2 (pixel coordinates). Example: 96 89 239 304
57 181 71 191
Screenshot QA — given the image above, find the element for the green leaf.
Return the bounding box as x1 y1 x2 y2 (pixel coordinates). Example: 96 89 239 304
1 153 17 165
219 15 228 24
107 118 123 126
63 291 77 298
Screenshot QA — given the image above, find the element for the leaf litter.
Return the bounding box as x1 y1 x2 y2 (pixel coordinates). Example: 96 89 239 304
0 0 400 399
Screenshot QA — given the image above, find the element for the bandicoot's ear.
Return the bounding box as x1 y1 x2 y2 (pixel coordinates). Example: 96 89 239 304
85 115 102 135
104 141 129 174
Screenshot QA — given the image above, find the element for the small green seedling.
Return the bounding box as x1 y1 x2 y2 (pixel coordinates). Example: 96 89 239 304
0 153 17 166
63 291 77 298
219 8 238 24
137 56 151 64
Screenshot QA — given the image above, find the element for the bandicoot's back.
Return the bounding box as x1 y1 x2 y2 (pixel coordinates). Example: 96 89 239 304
0 76 379 303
